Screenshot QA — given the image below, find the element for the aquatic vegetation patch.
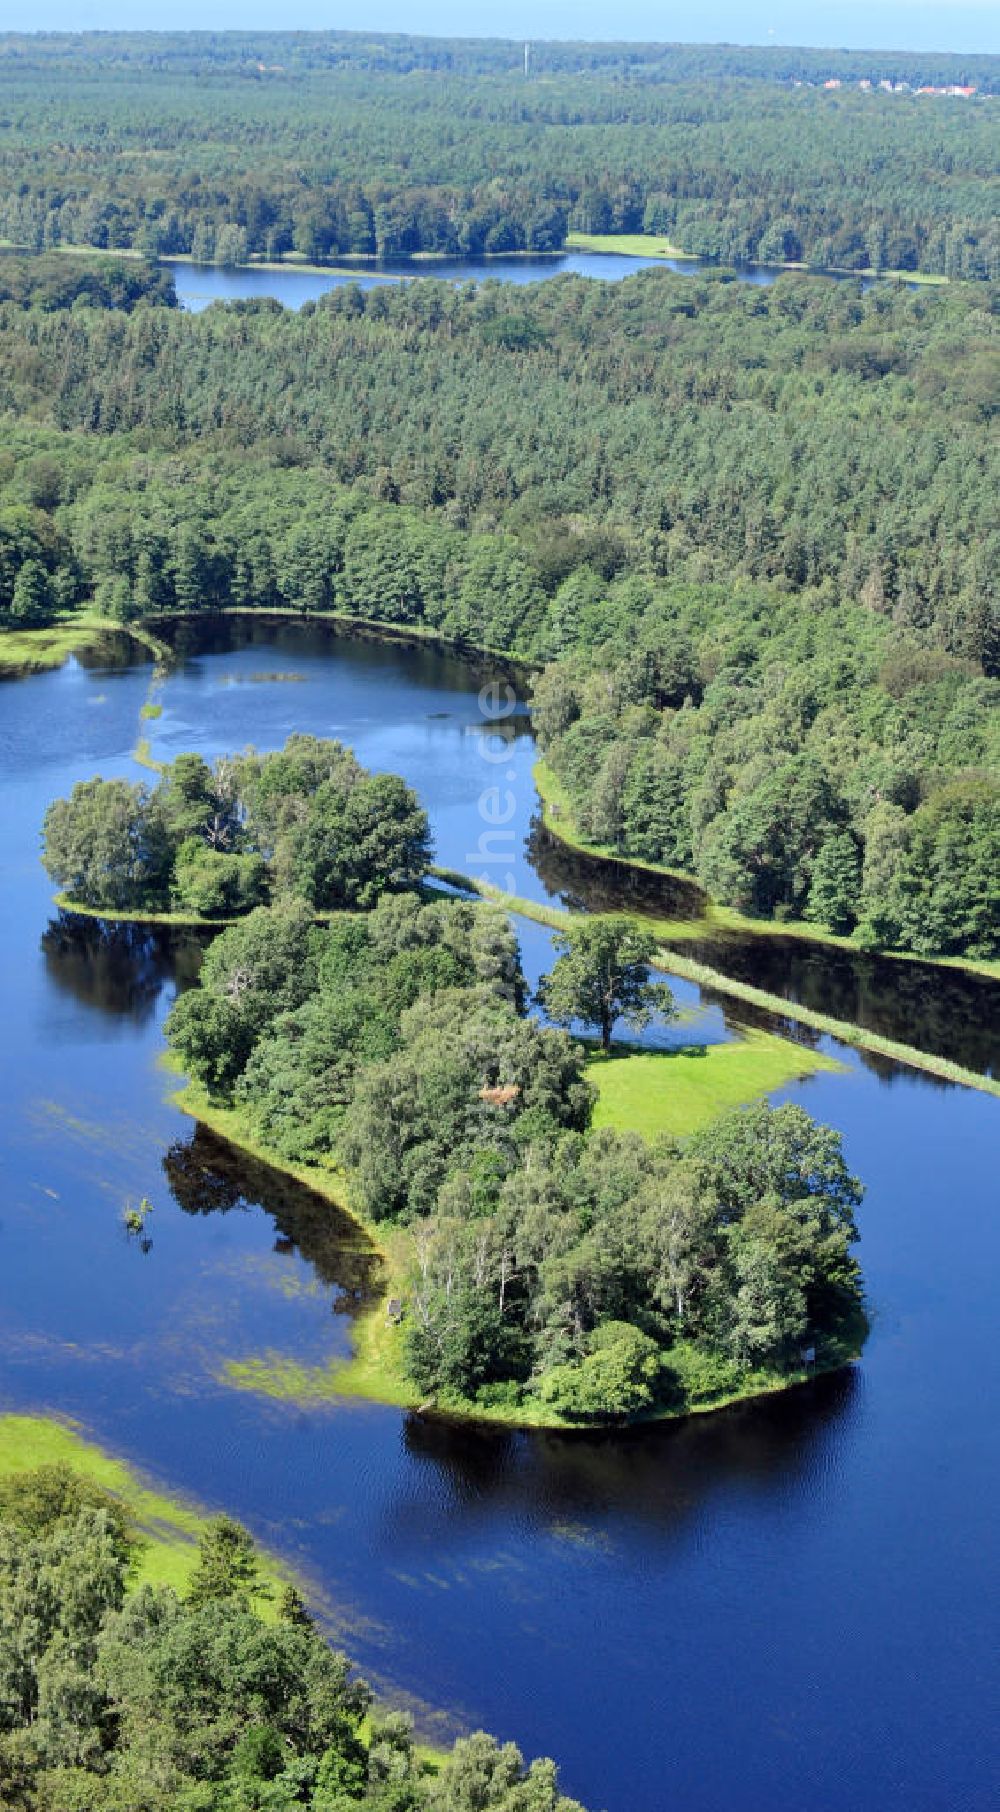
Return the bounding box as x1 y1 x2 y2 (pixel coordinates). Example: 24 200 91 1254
220 669 309 684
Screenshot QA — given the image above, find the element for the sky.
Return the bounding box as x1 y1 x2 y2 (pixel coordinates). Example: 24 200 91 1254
0 2 992 54
2 3 998 55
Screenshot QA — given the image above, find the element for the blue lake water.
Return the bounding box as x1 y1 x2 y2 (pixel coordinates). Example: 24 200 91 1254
164 250 851 313
0 621 996 1812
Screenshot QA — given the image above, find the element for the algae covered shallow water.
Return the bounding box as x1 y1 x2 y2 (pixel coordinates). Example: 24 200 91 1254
0 619 998 1812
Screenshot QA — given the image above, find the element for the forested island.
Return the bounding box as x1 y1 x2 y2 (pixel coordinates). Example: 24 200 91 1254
41 740 431 920
5 261 998 960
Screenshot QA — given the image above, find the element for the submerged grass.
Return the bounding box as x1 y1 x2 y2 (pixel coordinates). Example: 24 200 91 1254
219 1325 845 1430
54 892 233 929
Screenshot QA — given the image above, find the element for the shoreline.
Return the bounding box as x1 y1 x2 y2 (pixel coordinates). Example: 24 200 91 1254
1 237 952 288
53 892 236 929
0 1410 451 1763
433 867 1000 1100
167 1072 859 1433
0 611 171 677
147 604 538 674
10 598 993 1011
563 231 951 285
15 601 994 986
532 758 1000 985
0 1410 291 1611
63 853 998 1097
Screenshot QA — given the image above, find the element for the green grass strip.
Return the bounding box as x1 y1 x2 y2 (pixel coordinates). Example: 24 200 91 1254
0 613 171 676
0 1413 287 1609
586 1037 842 1139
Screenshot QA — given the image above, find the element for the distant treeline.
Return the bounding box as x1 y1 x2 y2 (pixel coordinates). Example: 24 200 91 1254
1 31 997 88
0 35 996 275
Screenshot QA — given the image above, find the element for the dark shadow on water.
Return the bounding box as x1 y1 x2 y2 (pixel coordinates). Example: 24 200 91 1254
41 912 206 1021
529 820 708 923
152 612 531 696
163 1123 380 1308
72 630 154 673
394 1366 861 1538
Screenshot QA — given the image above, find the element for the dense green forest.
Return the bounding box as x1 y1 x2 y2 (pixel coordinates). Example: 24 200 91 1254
0 251 176 312
0 1463 586 1810
0 33 997 275
5 262 999 956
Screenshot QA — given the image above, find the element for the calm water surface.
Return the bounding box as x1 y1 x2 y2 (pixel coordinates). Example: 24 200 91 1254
0 622 997 1812
164 251 864 313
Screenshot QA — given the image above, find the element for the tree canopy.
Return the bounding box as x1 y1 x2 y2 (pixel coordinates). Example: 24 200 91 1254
0 1470 586 1811
536 918 675 1050
41 737 431 918
0 34 996 277
165 880 866 1421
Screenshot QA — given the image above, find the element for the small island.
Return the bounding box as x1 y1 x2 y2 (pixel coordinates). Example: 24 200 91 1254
41 734 432 923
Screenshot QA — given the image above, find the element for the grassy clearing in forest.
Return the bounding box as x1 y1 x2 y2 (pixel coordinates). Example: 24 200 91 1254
587 1036 843 1139
567 230 694 259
